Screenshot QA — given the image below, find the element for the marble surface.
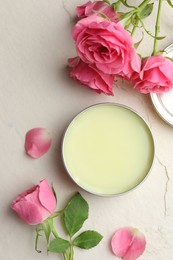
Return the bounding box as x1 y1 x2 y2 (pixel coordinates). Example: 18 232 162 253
0 1 173 259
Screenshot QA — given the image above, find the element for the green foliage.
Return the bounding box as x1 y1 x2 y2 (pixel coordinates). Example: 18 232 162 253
35 192 102 260
63 192 89 237
35 218 53 252
139 3 153 19
48 237 70 253
73 231 103 249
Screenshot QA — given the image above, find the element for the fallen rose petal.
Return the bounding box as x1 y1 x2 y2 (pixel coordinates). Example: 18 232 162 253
111 227 146 260
25 128 52 158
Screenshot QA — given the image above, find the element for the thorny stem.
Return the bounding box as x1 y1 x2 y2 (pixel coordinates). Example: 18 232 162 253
153 0 163 55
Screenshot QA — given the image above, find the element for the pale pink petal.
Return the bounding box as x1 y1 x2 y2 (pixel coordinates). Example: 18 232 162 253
24 186 52 218
111 227 146 260
130 51 141 74
38 179 56 214
142 55 165 70
12 186 37 204
12 200 43 225
123 234 146 260
159 58 173 81
111 227 134 257
25 128 52 158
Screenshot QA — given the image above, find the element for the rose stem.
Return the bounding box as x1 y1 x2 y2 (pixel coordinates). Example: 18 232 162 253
152 0 163 55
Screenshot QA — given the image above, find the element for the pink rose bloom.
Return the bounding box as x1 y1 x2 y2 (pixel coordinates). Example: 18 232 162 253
11 179 56 225
68 56 114 95
76 1 118 21
72 15 141 79
132 55 173 94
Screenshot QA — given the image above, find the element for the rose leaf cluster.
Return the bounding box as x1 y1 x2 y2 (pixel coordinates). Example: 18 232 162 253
11 181 103 260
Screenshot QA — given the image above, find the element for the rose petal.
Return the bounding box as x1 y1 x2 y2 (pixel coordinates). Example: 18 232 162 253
132 55 173 93
38 179 56 214
68 57 114 95
12 186 37 204
76 1 118 21
12 200 43 225
72 15 139 78
25 128 52 158
111 227 146 260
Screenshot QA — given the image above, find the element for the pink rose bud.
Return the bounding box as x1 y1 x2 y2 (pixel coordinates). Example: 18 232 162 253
76 1 118 21
132 55 173 94
25 128 52 158
11 179 56 225
111 227 146 260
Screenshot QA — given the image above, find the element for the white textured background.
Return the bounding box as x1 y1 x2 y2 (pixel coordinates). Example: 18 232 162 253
0 1 173 259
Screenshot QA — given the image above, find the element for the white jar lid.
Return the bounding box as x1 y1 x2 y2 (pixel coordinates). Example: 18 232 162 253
150 44 173 126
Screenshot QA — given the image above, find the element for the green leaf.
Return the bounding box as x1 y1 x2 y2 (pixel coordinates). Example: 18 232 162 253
138 3 154 19
48 237 70 253
167 0 173 8
42 218 53 244
63 192 89 237
73 231 103 249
